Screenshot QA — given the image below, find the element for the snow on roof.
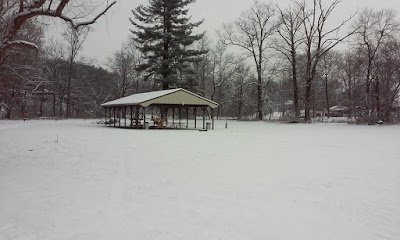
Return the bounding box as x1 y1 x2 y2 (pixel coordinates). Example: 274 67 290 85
101 89 179 107
329 106 349 111
101 88 219 108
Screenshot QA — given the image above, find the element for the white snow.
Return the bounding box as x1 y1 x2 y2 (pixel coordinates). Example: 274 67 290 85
1 120 400 240
101 88 180 107
101 88 218 108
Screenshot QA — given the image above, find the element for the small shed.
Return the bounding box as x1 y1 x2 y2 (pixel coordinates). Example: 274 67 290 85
101 88 219 130
329 106 350 117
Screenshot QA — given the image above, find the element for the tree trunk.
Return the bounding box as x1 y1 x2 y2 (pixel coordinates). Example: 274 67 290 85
162 81 169 90
39 86 44 117
348 76 353 119
5 107 12 119
59 98 63 118
34 95 37 117
257 66 263 120
217 86 223 118
238 84 244 120
374 77 381 121
53 93 56 118
66 58 73 118
325 74 330 117
304 51 320 122
291 49 300 121
162 0 171 90
365 59 372 122
21 104 25 120
201 64 206 96
304 77 312 122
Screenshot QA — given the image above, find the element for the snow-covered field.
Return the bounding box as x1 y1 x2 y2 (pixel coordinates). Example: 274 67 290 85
1 119 400 240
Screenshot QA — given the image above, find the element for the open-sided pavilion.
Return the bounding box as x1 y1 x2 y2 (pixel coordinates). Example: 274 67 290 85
101 88 219 130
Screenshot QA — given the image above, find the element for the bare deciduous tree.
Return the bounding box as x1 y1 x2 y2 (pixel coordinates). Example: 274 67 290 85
223 0 277 120
276 3 304 121
318 51 341 117
192 36 212 95
62 25 90 118
298 0 356 122
232 63 252 120
42 39 67 118
0 19 43 119
209 38 243 117
107 42 142 98
377 39 400 121
0 0 116 64
353 9 399 121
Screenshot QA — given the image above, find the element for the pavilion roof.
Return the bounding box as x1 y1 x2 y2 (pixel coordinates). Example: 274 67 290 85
101 88 219 109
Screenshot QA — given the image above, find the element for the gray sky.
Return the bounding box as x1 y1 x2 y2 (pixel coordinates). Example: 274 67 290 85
69 0 399 65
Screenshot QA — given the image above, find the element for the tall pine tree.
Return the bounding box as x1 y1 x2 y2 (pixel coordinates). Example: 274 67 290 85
130 0 206 90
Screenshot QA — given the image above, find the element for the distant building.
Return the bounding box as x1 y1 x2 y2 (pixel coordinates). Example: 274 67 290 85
329 106 350 117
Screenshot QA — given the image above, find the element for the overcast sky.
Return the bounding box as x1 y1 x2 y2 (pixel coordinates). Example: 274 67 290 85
65 0 400 65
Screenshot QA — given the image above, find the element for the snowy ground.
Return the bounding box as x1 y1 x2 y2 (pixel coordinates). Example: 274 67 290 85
1 119 400 240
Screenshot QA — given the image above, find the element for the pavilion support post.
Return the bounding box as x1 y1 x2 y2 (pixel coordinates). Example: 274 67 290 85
115 107 117 127
211 108 215 130
113 107 116 127
186 107 189 128
108 108 111 126
104 108 107 126
179 107 182 127
166 108 168 127
115 108 117 127
143 107 146 129
107 108 109 126
130 107 133 128
108 108 110 126
115 107 121 127
124 107 127 128
194 107 197 129
118 107 121 127
203 107 206 130
160 106 163 125
135 106 139 127
108 107 113 126
172 108 175 125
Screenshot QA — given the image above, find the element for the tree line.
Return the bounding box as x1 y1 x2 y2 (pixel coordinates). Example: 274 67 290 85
1 0 400 124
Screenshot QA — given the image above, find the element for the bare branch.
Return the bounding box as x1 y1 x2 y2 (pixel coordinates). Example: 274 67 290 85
5 40 38 50
0 0 116 60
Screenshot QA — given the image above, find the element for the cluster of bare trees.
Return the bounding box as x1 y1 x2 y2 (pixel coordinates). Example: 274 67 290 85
0 25 116 119
2 0 400 123
185 0 356 121
0 0 115 61
0 34 156 119
0 0 116 119
343 9 400 123
193 0 400 123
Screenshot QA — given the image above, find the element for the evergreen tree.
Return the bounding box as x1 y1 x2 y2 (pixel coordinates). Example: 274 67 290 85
130 0 206 90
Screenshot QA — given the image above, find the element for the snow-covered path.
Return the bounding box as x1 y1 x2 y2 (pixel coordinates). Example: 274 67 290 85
1 120 400 240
